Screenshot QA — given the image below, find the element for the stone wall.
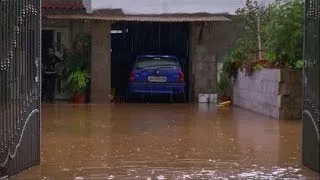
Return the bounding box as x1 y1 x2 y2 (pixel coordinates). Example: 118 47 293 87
189 17 244 101
90 21 111 103
233 69 302 120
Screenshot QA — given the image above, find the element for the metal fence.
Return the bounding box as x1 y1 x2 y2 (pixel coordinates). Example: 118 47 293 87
0 0 41 177
302 0 320 173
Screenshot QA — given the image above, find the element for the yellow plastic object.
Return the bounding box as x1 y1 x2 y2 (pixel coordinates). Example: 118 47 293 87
216 101 231 107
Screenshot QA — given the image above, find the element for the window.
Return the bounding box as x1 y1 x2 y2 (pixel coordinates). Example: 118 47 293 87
136 57 179 68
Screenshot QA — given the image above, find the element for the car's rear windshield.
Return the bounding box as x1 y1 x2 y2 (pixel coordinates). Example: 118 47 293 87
136 57 179 68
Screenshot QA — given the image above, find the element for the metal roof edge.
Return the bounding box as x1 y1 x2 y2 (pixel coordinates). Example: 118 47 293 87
45 14 231 22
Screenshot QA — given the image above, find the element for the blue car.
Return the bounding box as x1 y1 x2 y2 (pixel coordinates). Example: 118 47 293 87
129 55 185 100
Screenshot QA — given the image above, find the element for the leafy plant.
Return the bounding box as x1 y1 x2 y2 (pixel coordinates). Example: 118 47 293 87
236 0 268 59
223 0 269 80
294 60 304 70
217 72 232 96
263 0 304 68
222 60 239 80
253 63 263 71
64 70 89 95
62 33 92 96
225 0 304 79
264 50 277 62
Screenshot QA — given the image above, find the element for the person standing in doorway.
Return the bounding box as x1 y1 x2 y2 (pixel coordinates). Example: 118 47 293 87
42 47 62 102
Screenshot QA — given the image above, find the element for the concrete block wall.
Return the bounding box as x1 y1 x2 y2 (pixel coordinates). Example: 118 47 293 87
233 69 302 120
189 18 244 101
189 22 222 98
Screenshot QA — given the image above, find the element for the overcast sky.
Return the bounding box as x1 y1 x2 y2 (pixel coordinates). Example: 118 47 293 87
91 0 273 14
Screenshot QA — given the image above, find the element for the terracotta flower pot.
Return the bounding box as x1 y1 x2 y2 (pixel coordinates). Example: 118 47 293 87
257 59 267 65
266 62 276 69
71 94 85 104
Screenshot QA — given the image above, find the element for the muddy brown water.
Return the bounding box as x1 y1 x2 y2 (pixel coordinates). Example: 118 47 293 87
12 103 319 179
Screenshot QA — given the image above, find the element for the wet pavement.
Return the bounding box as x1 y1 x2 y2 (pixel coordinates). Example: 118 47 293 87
13 103 319 179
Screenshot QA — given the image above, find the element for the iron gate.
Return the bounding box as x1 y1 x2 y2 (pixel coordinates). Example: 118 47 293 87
302 0 320 173
0 0 41 177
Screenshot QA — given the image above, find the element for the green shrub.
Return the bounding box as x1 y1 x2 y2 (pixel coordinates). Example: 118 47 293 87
217 72 232 96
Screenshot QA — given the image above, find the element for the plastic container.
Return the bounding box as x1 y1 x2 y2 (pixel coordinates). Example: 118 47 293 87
209 94 218 103
198 94 209 103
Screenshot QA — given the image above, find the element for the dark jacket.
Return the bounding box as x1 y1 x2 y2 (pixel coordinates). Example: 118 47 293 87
42 55 62 76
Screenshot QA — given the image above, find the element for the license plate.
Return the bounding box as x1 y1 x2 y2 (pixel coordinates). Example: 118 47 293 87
148 76 167 82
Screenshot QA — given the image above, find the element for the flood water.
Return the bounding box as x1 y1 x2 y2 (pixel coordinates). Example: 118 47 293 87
13 103 319 179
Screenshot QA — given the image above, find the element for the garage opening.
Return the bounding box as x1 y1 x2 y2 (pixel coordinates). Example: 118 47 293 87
111 22 191 102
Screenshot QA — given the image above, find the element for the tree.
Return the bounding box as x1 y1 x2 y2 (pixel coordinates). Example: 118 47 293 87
263 0 304 68
235 0 268 59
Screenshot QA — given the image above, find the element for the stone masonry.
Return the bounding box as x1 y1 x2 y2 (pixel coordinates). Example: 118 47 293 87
233 69 302 120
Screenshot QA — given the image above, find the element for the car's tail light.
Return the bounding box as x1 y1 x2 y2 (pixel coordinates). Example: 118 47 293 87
179 71 184 83
130 71 135 82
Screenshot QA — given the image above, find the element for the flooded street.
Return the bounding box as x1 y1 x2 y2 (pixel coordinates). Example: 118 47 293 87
13 103 319 179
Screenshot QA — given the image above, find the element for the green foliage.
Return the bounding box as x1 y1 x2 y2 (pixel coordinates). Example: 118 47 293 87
236 0 268 56
229 39 251 62
217 72 232 96
222 60 238 80
253 63 263 72
224 0 304 79
263 0 304 67
62 33 92 95
222 0 268 80
64 70 89 95
294 60 304 70
264 51 277 62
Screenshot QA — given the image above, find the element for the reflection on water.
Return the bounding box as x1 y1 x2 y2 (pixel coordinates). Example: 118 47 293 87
13 103 319 179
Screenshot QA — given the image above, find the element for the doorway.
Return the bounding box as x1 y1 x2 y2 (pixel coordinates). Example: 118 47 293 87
41 29 70 101
110 22 191 102
42 30 54 58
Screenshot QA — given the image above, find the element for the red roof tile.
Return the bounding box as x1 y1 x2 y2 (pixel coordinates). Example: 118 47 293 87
42 1 85 10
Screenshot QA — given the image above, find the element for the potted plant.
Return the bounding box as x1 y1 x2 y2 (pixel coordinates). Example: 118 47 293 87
217 72 232 102
257 59 267 65
64 70 89 103
62 33 91 103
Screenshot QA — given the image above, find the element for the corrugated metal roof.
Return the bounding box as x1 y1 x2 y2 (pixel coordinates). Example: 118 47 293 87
46 13 230 22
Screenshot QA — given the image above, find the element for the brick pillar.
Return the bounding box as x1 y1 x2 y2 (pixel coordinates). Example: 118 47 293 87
90 21 111 103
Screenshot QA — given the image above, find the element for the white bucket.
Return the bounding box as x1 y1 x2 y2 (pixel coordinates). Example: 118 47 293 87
209 94 218 103
198 94 209 103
